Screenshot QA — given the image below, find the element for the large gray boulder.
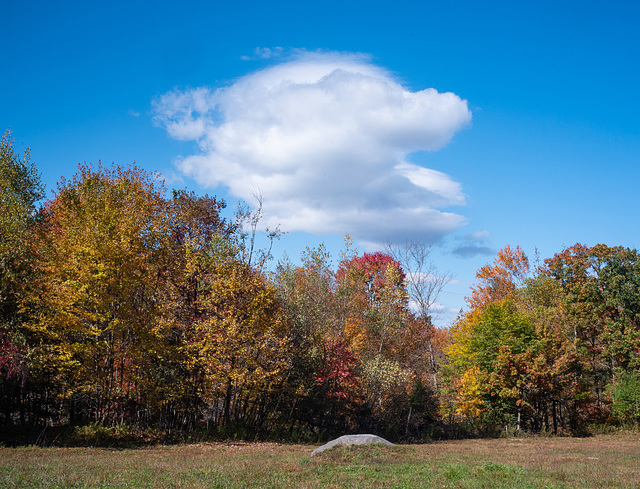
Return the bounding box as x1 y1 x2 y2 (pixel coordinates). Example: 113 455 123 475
310 434 395 456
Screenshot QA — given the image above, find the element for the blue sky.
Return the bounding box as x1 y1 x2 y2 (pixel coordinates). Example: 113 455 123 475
3 0 639 326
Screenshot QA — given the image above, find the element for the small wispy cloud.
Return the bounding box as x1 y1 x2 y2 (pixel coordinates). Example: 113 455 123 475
451 245 495 258
452 230 495 258
466 230 490 241
128 109 141 117
241 46 285 61
153 50 472 246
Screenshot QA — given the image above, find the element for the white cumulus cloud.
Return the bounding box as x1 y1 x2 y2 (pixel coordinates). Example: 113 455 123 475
153 51 472 245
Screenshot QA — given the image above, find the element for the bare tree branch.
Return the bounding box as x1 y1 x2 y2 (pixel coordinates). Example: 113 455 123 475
386 240 453 325
386 240 453 388
235 190 283 270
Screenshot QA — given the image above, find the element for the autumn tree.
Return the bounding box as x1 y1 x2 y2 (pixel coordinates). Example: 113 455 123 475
446 246 536 433
516 273 581 434
0 129 44 424
184 240 290 433
274 243 431 439
468 245 529 310
544 244 640 414
446 243 640 435
337 251 408 357
23 163 187 425
273 245 351 433
335 251 419 435
152 189 230 430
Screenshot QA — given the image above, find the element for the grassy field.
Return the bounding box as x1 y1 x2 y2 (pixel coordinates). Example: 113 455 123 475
1 433 639 488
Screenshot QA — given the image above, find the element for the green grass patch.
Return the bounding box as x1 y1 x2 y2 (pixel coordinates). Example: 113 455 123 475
0 434 639 488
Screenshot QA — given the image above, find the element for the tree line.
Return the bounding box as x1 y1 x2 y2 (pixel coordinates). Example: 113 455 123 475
1 129 639 442
446 243 640 435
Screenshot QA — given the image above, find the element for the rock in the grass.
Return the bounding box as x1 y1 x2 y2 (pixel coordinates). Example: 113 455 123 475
310 434 395 456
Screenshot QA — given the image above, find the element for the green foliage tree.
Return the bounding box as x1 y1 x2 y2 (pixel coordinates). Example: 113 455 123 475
448 300 537 432
610 371 640 423
0 129 44 424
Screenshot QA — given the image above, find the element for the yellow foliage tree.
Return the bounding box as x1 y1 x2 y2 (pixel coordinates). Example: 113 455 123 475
25 163 177 424
184 241 291 429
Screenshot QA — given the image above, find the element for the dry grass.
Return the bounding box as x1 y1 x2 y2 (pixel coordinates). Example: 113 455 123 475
1 434 639 488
